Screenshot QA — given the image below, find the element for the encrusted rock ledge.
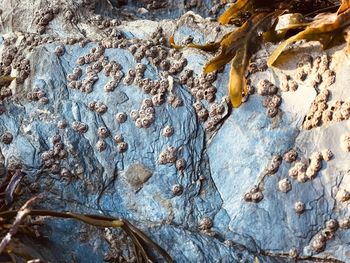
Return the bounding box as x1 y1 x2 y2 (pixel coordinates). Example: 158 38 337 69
0 0 350 262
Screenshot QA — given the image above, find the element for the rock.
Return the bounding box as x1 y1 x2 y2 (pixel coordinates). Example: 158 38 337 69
123 163 153 188
0 0 350 262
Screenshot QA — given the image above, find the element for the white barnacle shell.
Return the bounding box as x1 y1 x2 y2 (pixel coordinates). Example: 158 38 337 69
338 189 350 202
158 151 168 164
117 142 128 153
310 151 323 161
297 172 308 183
96 140 107 152
283 149 298 163
142 98 153 107
130 110 139 121
135 118 143 128
306 167 317 180
172 184 183 196
311 238 325 252
198 217 213 231
175 159 186 171
141 117 151 128
294 201 305 214
97 127 109 138
325 219 338 232
116 112 127 123
278 178 292 193
321 149 333 161
243 192 252 202
339 217 350 229
54 45 65 56
113 134 124 143
251 192 264 203
162 125 174 137
340 134 350 152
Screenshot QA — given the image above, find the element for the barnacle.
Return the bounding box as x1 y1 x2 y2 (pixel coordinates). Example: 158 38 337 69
170 0 349 108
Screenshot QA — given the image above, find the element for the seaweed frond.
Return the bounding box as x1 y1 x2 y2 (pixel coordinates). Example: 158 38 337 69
0 166 173 263
170 0 350 108
268 1 350 66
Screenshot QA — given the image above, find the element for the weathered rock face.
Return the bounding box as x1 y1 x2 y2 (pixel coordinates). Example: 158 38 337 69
0 0 350 262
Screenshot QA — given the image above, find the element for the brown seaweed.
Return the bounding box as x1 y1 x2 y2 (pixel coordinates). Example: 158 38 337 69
268 1 350 66
218 0 253 25
170 0 350 107
0 208 174 263
0 76 15 87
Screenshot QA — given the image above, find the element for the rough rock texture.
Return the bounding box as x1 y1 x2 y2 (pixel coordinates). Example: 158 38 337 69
0 0 349 262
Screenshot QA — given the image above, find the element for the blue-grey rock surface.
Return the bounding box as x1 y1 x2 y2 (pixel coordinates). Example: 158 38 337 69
0 0 349 262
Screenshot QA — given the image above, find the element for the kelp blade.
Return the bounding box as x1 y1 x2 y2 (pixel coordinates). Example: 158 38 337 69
218 0 252 25
203 14 265 74
169 35 221 52
338 0 350 15
228 49 247 108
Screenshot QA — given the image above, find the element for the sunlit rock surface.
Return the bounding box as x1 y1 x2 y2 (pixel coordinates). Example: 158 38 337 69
0 0 349 262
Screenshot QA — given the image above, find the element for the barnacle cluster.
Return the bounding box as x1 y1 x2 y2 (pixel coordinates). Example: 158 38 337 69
34 7 58 34
303 89 330 130
179 68 231 131
131 99 155 129
193 101 208 122
299 54 350 129
0 45 17 76
88 14 120 30
198 217 213 232
280 74 298 92
0 42 30 84
292 54 335 92
27 88 49 104
88 101 108 114
265 155 282 175
330 101 350 122
0 85 12 100
41 135 69 175
288 151 327 183
103 61 124 92
244 185 264 203
72 121 88 134
158 146 177 165
283 149 298 163
311 219 339 252
183 71 218 103
205 100 228 132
